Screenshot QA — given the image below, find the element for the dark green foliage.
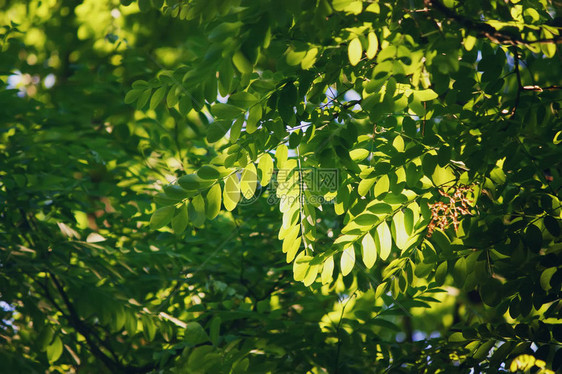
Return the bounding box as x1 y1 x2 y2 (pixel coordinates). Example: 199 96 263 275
1 0 561 373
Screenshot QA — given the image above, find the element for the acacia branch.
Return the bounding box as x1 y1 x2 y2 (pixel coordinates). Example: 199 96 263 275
425 0 562 46
48 273 124 372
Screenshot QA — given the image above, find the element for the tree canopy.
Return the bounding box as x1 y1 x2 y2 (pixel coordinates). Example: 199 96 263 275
1 0 562 372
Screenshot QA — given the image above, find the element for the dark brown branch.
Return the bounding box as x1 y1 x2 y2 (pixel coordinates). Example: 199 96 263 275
47 274 158 373
48 273 124 373
425 0 562 46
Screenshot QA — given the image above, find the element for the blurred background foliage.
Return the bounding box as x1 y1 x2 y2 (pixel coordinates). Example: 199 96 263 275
0 0 561 373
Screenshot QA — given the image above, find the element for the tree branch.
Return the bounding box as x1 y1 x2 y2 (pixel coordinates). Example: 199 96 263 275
425 0 562 46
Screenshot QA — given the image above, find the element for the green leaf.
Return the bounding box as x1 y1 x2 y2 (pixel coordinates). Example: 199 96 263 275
232 51 253 74
150 206 175 229
223 174 240 211
240 163 257 199
178 95 193 115
172 203 188 234
258 153 274 185
232 358 250 374
209 316 221 346
184 322 210 346
392 135 405 153
341 245 355 276
374 175 389 197
38 326 55 351
301 47 318 70
149 86 167 110
124 89 142 104
197 165 220 180
293 252 311 281
375 221 392 261
276 144 289 168
189 195 206 228
321 256 334 284
211 103 244 120
178 174 210 190
278 82 297 124
474 340 495 361
540 267 557 291
228 91 258 109
524 224 542 252
246 104 262 133
348 37 362 66
434 261 448 285
479 278 502 306
166 86 179 107
544 215 560 237
358 177 376 197
350 148 370 161
207 121 231 143
206 184 221 220
402 117 417 137
46 336 63 363
286 47 307 66
303 264 319 286
366 32 378 59
391 210 410 251
354 213 379 226
554 130 562 145
361 232 377 268
413 89 438 101
230 117 243 143
136 89 151 110
452 257 467 287
432 165 456 186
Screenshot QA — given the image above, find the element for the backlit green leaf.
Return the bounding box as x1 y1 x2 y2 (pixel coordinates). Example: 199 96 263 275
374 175 390 198
46 336 63 363
361 232 377 268
232 51 253 74
341 244 355 276
321 256 334 284
223 174 240 211
206 184 221 219
258 153 274 186
366 32 378 59
375 221 392 261
348 37 362 66
358 177 376 197
240 163 257 199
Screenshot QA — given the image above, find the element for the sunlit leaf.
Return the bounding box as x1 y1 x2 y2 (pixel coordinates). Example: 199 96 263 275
361 233 377 268
366 32 378 59
375 221 392 260
223 174 240 211
258 153 274 186
321 256 334 284
240 163 257 199
341 244 355 276
348 37 362 66
206 184 221 219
